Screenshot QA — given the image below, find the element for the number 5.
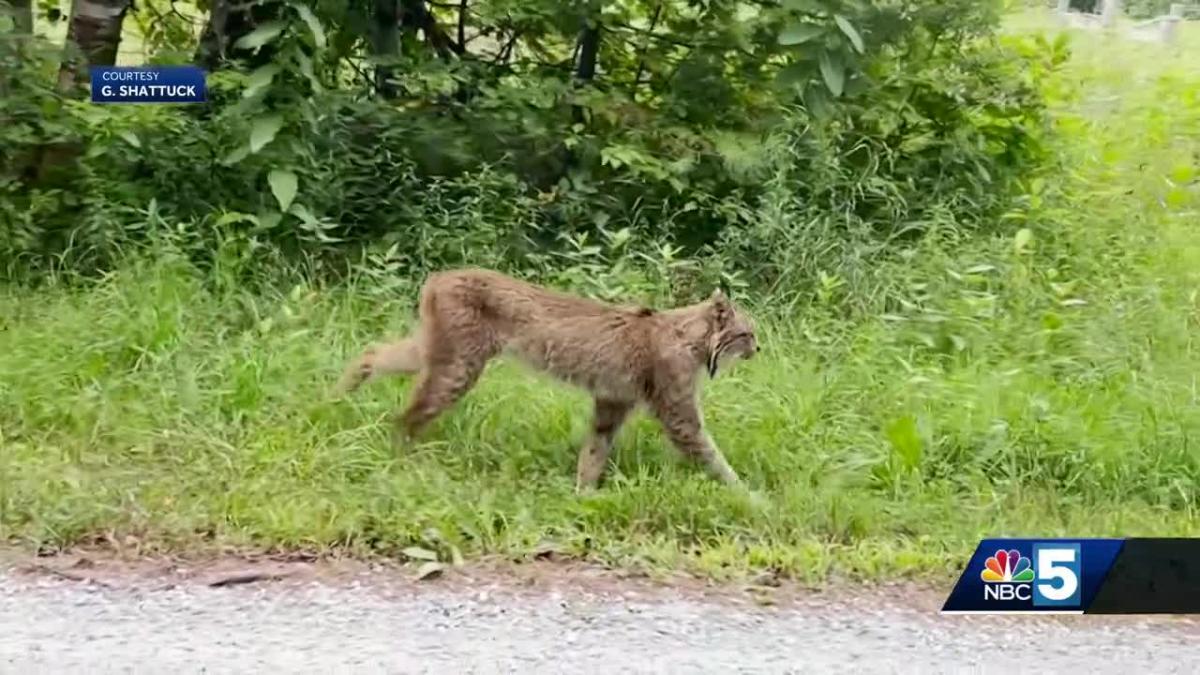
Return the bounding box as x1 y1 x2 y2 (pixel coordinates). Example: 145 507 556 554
1034 544 1081 606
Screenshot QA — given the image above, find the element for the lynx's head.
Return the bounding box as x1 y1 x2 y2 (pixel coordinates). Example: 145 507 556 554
706 289 758 377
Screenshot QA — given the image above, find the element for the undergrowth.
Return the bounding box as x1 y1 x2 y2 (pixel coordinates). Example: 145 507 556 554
1 12 1199 582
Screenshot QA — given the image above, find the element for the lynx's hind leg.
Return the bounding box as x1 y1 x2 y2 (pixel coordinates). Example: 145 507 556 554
335 336 423 394
395 356 489 441
394 304 500 442
576 398 635 492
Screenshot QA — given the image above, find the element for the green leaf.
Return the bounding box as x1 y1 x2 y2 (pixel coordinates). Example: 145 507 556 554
778 22 825 46
1052 30 1070 54
295 51 323 93
293 3 326 49
117 130 141 148
402 546 439 561
818 50 845 97
249 114 284 153
776 62 811 87
834 15 864 53
900 132 936 153
783 0 823 11
885 415 923 472
233 20 286 51
289 203 318 224
1165 186 1190 209
214 211 259 227
268 169 298 213
842 73 869 97
257 210 283 231
1014 227 1034 254
220 145 250 166
801 82 832 119
414 561 446 581
244 64 280 99
1169 163 1195 184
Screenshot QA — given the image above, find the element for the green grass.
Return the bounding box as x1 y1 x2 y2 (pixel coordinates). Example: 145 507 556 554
2 13 1199 583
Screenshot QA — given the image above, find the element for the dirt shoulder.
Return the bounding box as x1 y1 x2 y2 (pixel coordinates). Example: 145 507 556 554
3 545 1199 633
3 547 1199 674
2 544 939 611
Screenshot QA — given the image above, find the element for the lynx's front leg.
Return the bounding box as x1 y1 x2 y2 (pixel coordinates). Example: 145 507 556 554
649 391 740 486
576 398 634 492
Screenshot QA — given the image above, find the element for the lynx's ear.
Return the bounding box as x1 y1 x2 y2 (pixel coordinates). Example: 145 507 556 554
710 288 731 326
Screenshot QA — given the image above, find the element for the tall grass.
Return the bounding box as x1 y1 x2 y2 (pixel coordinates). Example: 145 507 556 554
2 13 1198 581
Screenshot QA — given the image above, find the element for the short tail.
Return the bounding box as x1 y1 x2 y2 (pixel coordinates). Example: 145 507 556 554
335 336 423 394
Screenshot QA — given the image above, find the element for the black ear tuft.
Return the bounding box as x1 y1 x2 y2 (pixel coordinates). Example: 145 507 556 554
710 288 731 326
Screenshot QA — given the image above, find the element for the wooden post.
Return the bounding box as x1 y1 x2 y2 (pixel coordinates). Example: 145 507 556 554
1161 5 1184 43
1055 0 1071 26
1101 0 1122 26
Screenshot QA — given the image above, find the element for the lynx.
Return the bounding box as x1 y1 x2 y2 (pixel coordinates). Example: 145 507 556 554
337 268 759 490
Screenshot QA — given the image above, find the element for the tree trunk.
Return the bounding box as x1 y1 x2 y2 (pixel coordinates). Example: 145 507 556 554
370 0 401 98
368 0 461 98
554 18 601 186
6 0 34 34
572 22 601 125
195 0 234 70
2 0 34 99
195 0 281 72
57 0 132 92
576 26 600 83
399 0 462 60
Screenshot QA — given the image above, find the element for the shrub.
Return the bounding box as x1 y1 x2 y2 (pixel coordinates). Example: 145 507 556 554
1 0 1061 296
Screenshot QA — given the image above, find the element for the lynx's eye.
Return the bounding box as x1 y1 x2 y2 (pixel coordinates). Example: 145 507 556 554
731 332 756 355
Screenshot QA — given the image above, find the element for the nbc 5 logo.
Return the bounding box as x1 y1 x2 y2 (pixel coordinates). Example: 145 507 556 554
980 543 1082 607
1032 543 1081 606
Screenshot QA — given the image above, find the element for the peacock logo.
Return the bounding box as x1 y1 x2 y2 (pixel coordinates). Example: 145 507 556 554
980 548 1035 583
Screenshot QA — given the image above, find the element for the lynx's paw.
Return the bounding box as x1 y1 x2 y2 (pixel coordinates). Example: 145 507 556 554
334 346 377 395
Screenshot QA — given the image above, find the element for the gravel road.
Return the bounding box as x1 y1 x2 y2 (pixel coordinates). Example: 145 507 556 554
2 567 1198 674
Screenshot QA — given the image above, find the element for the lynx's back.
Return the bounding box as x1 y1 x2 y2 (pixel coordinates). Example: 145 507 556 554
421 268 661 399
